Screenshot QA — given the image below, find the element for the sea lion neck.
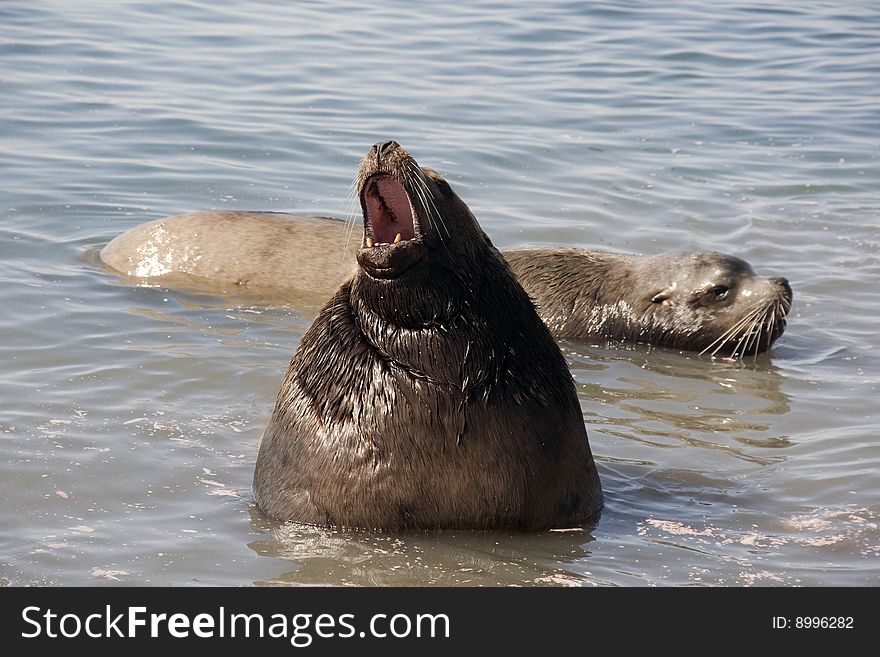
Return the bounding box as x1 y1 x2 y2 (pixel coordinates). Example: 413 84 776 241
350 262 477 329
347 264 485 387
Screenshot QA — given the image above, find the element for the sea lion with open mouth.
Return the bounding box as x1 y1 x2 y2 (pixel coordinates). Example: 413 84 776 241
252 141 603 530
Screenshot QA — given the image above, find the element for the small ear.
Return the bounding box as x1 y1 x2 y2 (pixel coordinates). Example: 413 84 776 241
651 289 673 304
421 168 453 196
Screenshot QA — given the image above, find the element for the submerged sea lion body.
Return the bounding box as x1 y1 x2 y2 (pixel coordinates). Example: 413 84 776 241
101 211 792 357
252 141 602 530
100 211 355 299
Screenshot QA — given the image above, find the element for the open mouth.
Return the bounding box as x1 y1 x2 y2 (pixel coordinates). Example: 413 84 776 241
361 175 418 247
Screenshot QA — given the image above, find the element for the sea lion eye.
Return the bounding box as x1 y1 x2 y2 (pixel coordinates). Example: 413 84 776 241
709 285 729 300
434 178 453 197
421 168 453 197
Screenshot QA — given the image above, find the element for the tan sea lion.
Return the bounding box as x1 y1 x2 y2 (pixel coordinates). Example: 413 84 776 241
101 212 791 357
100 210 356 302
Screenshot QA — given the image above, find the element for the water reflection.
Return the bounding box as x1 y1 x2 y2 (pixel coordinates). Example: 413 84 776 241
247 506 597 587
565 342 792 464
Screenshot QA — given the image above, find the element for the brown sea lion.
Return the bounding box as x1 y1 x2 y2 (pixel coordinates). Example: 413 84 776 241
101 212 791 357
504 249 792 358
252 141 602 530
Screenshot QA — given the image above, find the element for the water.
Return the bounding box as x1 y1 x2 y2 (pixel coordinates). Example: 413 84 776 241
2 0 878 586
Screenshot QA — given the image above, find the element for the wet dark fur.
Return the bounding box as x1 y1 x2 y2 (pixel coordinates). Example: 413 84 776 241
505 249 792 356
253 143 602 531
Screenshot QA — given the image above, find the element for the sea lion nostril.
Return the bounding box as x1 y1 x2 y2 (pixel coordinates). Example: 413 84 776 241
374 140 399 158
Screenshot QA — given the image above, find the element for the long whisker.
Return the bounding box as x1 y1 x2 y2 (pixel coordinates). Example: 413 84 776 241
727 319 751 359
780 294 792 314
753 306 776 363
765 306 776 339
708 309 762 358
415 175 447 238
409 177 436 230
342 176 362 264
732 310 761 359
408 165 447 237
410 174 441 234
744 306 769 359
700 307 762 356
748 307 770 362
405 167 455 259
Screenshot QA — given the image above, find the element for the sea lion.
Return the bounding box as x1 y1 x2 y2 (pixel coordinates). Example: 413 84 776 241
504 249 792 358
99 210 356 301
101 212 792 357
253 141 602 530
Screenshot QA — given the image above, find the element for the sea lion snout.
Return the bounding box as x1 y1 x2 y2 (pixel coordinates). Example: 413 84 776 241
769 276 793 300
373 140 400 159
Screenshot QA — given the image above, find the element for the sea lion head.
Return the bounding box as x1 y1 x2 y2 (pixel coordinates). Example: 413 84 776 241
352 140 489 326
505 248 792 358
639 251 793 357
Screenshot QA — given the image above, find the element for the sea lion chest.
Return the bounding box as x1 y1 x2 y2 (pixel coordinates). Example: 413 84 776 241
255 285 521 528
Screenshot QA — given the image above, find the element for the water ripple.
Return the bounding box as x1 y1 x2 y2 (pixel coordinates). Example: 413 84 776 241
2 0 878 586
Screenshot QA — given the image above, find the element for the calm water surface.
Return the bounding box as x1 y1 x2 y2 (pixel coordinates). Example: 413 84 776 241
2 0 879 586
